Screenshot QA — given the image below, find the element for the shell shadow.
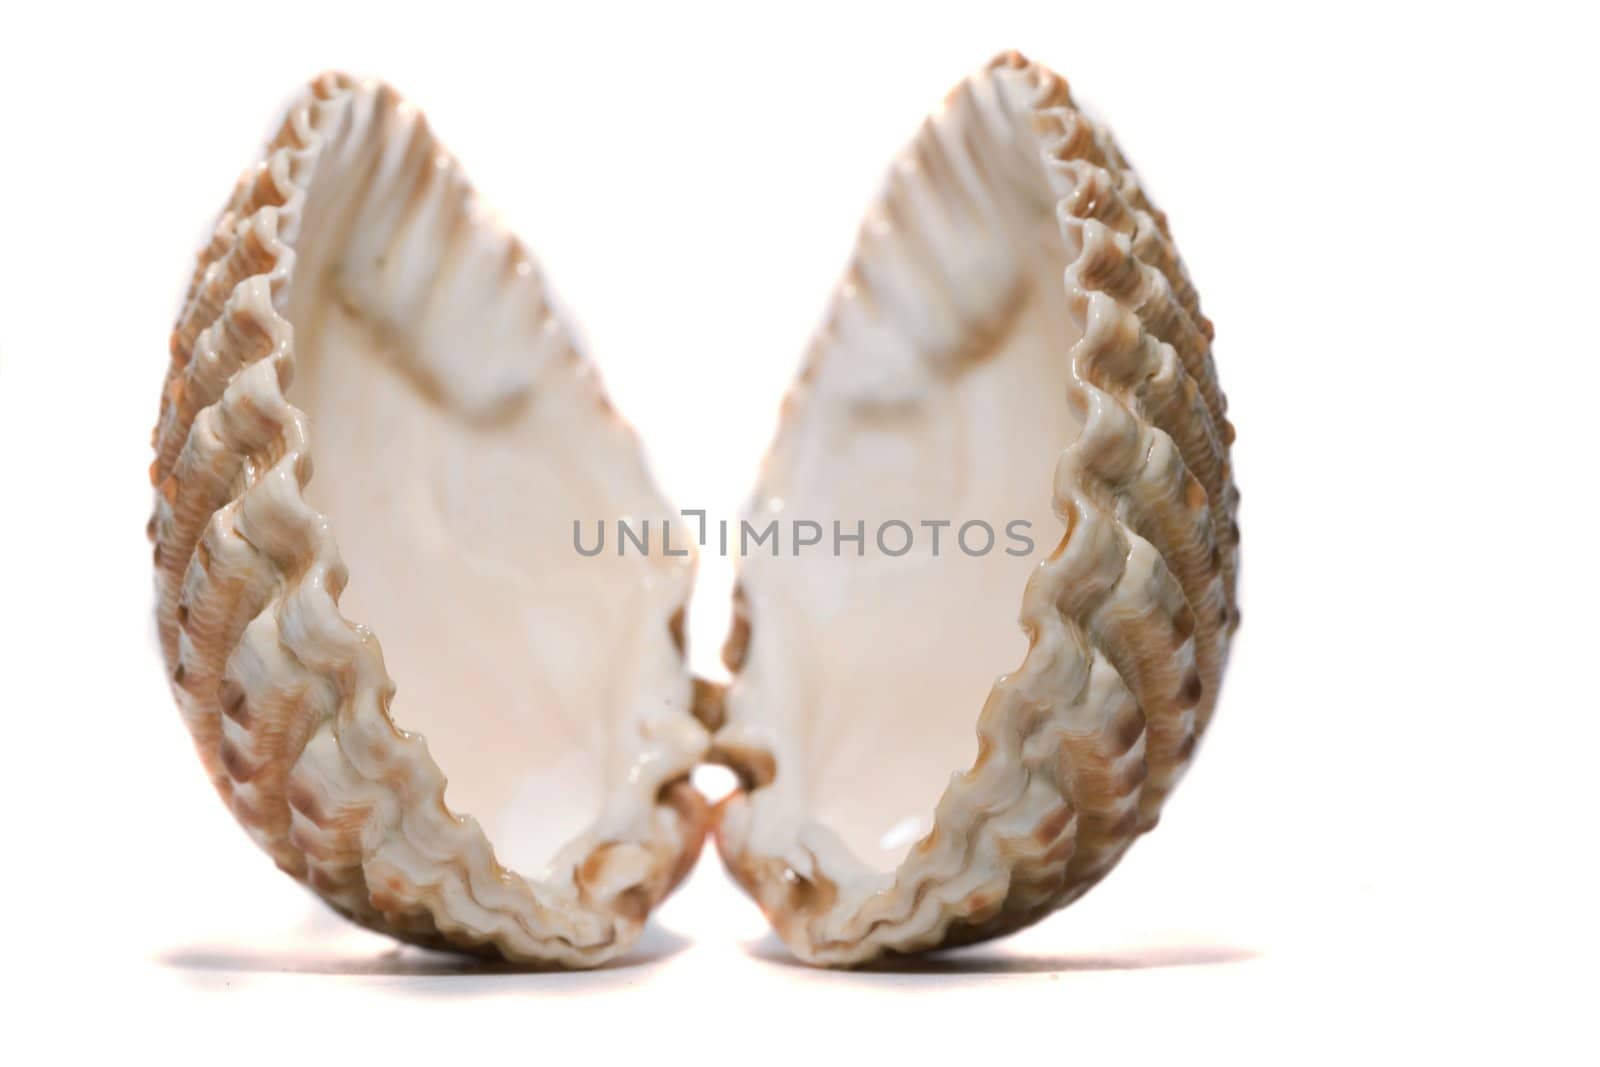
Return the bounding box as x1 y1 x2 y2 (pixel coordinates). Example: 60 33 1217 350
743 933 1260 977
156 921 690 993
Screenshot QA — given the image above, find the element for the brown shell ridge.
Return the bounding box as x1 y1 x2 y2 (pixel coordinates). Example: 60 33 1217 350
1010 51 1239 723
988 52 1234 894
715 53 1237 964
162 78 589 955
150 74 700 966
1009 62 1238 642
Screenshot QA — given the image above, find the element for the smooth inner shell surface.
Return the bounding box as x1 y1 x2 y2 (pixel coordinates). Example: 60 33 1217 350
286 170 690 882
724 193 1083 877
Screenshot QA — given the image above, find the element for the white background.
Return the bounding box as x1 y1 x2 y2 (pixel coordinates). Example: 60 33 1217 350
1 0 1595 1061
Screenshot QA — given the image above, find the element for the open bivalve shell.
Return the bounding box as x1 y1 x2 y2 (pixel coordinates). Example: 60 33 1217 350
150 52 1238 969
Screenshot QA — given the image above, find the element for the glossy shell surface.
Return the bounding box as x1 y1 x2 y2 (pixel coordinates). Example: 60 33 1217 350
709 52 1239 964
150 74 709 967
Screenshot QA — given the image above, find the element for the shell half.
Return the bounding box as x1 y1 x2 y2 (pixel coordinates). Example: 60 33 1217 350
149 74 710 967
708 52 1240 965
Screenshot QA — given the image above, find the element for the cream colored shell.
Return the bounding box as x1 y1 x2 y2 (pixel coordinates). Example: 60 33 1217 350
150 74 710 967
150 53 1237 968
709 52 1239 964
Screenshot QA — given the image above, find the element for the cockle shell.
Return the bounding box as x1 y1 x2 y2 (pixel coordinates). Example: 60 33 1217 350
707 52 1239 965
149 52 1238 968
149 74 710 967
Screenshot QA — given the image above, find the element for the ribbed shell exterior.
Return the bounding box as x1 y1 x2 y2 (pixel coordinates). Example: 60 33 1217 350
148 75 707 967
711 53 1240 964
